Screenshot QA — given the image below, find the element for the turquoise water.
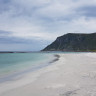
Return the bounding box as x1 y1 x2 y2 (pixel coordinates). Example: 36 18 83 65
0 52 54 80
0 52 85 83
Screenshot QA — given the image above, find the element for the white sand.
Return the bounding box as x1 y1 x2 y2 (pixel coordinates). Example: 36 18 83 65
0 53 96 96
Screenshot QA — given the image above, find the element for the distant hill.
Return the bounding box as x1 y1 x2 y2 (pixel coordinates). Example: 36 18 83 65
42 33 96 52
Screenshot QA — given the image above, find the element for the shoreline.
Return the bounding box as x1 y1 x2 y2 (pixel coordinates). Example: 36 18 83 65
0 53 60 95
1 53 96 96
49 54 60 64
0 53 58 83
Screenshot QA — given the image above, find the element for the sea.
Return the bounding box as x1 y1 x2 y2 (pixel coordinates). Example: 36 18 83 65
0 52 56 83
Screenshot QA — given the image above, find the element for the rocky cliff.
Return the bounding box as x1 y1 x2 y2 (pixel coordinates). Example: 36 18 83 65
42 33 96 52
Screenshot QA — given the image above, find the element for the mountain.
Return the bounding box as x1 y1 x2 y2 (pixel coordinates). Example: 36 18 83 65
42 33 96 52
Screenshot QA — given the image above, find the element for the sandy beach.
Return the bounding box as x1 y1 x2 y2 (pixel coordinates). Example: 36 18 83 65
0 53 96 96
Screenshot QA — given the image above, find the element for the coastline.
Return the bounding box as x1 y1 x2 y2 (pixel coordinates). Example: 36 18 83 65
0 53 59 94
0 53 58 83
49 54 60 63
1 53 96 96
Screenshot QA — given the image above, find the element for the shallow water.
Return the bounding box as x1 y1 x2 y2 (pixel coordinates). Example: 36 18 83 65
0 52 54 79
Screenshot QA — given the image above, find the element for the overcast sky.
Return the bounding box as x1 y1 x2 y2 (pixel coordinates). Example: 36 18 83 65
0 0 96 51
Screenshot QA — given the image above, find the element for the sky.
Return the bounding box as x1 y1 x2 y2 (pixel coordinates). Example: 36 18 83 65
0 0 96 51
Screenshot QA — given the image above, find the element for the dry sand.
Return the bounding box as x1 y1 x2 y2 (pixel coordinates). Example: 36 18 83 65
0 53 96 96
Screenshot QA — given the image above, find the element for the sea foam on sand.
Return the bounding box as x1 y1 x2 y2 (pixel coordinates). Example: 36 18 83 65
0 53 96 96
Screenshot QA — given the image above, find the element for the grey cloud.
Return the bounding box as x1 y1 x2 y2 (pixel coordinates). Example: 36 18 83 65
0 30 11 35
0 36 50 51
0 35 50 45
0 36 34 44
0 0 11 14
0 30 32 44
0 0 11 3
77 6 96 18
